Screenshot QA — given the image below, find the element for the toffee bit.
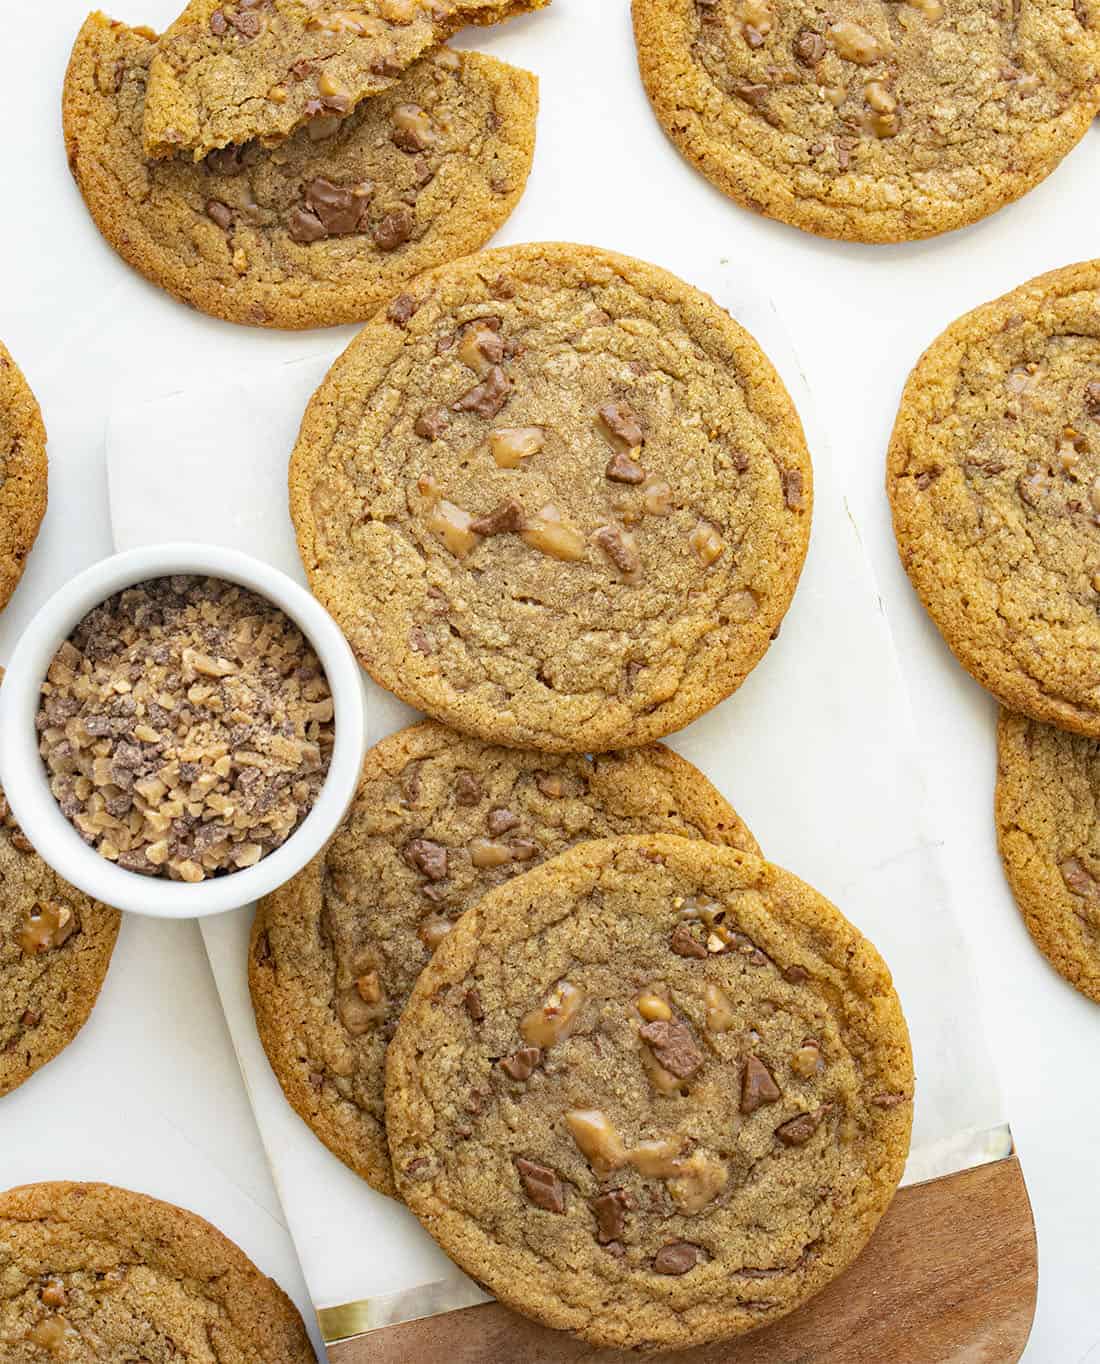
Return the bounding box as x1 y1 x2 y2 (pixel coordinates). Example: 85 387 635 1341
36 577 334 882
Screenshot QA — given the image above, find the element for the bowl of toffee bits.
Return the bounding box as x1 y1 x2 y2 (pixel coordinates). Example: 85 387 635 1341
0 545 365 917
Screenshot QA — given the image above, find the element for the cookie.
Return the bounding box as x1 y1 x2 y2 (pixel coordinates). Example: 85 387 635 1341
632 0 1100 243
143 0 549 162
1 671 121 1099
291 243 812 751
0 1181 315 1361
250 720 759 1196
0 343 47 614
996 708 1100 1002
889 260 1100 735
63 15 537 330
385 834 913 1351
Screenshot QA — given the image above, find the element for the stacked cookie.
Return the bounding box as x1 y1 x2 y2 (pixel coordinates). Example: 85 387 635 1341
246 240 916 1349
888 260 1100 1004
62 2 546 328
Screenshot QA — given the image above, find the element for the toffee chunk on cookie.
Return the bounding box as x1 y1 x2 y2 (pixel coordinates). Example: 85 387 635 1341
37 576 335 882
143 0 549 161
632 0 1100 242
250 721 758 1195
385 834 913 1350
291 243 812 751
889 261 1100 734
62 15 537 329
996 708 1100 1002
0 1182 315 1361
0 342 47 613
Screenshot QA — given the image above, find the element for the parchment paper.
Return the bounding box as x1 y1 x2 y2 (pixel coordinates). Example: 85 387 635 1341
107 259 1008 1333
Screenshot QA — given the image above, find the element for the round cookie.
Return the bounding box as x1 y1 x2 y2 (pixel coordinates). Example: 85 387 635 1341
0 342 47 614
632 0 1100 243
385 834 913 1351
62 14 537 330
291 243 812 751
889 261 1100 735
143 0 548 162
250 720 760 1196
0 1181 314 1361
996 707 1100 1002
1 670 121 1099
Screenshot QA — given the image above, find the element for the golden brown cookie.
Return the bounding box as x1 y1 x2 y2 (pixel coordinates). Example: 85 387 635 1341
1 667 121 1099
0 1182 315 1361
250 720 759 1196
996 707 1100 1002
632 0 1100 243
0 342 47 614
63 14 537 329
143 0 549 161
889 261 1100 734
291 243 812 751
385 834 913 1351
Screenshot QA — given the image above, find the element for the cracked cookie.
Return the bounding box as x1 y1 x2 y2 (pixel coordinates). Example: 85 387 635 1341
385 834 913 1350
889 261 1100 734
632 0 1100 243
62 15 537 329
0 342 47 615
290 243 812 751
996 707 1100 1002
143 0 549 162
249 720 759 1196
1 669 121 1099
0 1182 315 1361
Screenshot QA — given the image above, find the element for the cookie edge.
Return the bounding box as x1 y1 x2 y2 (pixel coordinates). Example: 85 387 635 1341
384 832 913 1350
248 721 762 1198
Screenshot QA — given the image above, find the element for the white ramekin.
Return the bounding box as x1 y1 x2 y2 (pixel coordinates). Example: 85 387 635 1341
0 543 366 919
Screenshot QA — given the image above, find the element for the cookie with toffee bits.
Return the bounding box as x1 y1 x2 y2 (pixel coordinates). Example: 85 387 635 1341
143 0 549 161
632 0 1100 243
0 671 120 1098
0 1182 315 1361
291 243 812 751
385 834 912 1350
250 720 759 1196
63 15 537 329
889 261 1100 734
996 708 1100 1002
0 342 47 613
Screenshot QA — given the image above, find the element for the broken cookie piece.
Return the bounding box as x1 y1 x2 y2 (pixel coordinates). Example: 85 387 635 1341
142 0 550 161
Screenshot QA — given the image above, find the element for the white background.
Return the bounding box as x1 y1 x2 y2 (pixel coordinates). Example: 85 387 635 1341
2 1 1098 1360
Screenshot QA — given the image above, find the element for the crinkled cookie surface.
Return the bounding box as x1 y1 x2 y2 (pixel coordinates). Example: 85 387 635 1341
291 243 812 751
0 343 47 613
633 0 1100 242
143 0 548 160
251 721 759 1194
386 834 913 1351
889 260 1100 734
997 707 1100 1002
0 673 120 1101
0 1182 314 1362
63 14 537 328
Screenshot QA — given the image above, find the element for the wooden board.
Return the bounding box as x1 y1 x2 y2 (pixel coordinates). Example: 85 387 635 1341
328 1156 1036 1364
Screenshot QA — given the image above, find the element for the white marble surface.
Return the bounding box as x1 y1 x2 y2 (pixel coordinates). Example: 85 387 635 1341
1 1 1098 1360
